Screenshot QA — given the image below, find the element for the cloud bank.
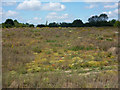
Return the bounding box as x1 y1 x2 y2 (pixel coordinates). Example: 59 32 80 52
17 0 65 11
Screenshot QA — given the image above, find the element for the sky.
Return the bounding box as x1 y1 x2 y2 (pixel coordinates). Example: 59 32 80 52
1 0 119 25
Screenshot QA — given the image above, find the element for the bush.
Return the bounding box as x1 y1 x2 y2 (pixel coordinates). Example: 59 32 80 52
32 46 42 53
69 46 95 51
29 24 34 27
114 21 120 27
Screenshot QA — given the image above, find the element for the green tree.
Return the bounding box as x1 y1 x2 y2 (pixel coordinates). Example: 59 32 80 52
88 14 109 26
48 22 59 27
72 19 83 27
114 21 120 27
4 19 15 28
37 24 45 27
99 14 108 21
109 19 116 26
25 23 30 27
14 20 19 27
60 22 72 27
29 24 34 27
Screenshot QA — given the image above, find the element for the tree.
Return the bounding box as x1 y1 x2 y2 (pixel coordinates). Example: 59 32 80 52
109 19 116 26
72 19 83 27
37 24 45 27
89 15 99 23
88 15 98 23
14 20 19 24
14 20 20 27
88 15 99 26
88 14 109 26
114 21 120 27
99 14 108 21
25 23 30 27
29 24 34 27
48 22 59 27
60 22 72 27
84 22 90 27
4 19 15 28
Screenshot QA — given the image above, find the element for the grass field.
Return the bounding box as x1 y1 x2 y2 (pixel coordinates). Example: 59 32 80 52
2 27 118 88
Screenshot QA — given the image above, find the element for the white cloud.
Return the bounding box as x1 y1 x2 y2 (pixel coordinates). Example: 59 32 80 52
17 0 65 11
46 12 73 22
17 0 42 10
104 3 118 8
41 2 65 11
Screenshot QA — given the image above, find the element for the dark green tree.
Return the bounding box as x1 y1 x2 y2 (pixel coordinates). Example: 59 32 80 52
14 20 20 27
109 19 116 26
4 19 15 28
72 19 83 27
37 24 45 27
60 22 72 27
29 24 34 27
25 23 30 27
114 21 120 27
14 20 19 23
48 22 59 27
99 14 108 21
88 15 99 23
88 14 109 26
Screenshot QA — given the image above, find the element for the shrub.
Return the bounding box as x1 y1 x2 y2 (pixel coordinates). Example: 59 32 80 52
32 46 42 53
46 40 57 43
69 46 85 51
69 46 95 51
114 21 120 27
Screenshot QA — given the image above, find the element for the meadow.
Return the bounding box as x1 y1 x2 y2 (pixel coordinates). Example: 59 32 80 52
2 27 118 88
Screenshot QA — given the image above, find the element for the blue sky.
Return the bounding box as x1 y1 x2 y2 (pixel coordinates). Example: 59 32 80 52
1 0 119 25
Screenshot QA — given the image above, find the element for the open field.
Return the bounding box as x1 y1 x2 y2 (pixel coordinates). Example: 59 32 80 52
2 27 118 88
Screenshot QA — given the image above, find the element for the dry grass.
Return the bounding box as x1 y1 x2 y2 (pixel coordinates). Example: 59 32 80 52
2 27 118 88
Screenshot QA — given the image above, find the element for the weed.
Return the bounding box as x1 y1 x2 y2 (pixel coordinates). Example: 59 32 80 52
46 40 57 43
32 46 42 53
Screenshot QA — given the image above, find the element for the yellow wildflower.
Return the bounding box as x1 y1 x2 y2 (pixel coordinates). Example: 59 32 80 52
11 45 14 48
33 52 38 55
110 56 115 58
59 60 64 62
54 53 59 56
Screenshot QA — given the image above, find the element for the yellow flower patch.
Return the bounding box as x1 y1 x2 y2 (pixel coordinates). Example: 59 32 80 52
54 53 59 56
87 61 100 67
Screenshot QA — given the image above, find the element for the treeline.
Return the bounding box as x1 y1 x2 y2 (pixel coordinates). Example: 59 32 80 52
1 19 34 28
1 14 120 28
